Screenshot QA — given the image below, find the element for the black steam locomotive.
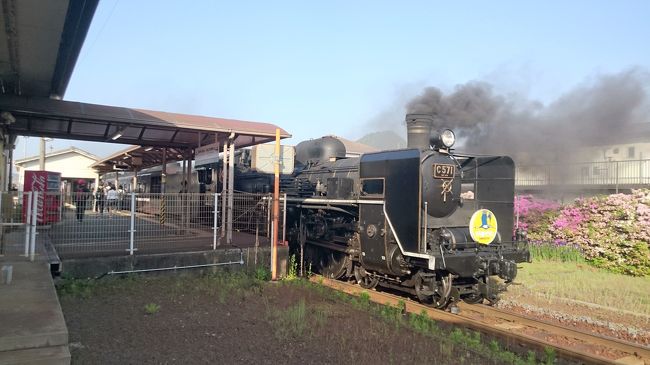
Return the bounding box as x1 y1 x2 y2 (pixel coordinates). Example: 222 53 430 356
241 114 530 308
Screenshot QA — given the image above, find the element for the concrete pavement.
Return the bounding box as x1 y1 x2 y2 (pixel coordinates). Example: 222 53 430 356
0 260 69 365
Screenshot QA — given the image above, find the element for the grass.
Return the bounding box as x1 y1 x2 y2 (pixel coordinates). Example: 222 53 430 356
511 259 650 315
287 280 542 365
144 303 160 315
266 298 330 340
57 267 270 303
529 243 585 263
192 269 266 304
57 277 96 298
254 266 271 281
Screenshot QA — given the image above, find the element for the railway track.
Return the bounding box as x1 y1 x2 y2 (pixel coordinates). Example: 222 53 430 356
310 275 650 365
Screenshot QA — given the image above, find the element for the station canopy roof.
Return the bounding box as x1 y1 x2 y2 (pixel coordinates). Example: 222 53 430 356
0 0 291 174
0 95 294 173
91 145 189 174
0 0 98 99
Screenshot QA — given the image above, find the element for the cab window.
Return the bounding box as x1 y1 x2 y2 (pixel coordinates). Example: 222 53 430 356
361 179 384 196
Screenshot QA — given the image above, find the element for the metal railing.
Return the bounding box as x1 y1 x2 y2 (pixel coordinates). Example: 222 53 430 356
0 191 38 260
516 159 650 189
0 191 283 259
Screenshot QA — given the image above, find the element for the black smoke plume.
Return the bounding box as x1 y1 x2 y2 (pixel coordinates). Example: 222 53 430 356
406 68 650 163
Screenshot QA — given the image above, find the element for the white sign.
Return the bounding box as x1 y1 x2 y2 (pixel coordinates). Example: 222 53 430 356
195 142 220 166
251 144 295 174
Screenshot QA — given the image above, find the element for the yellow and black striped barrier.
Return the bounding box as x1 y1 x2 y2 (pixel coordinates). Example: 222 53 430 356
160 195 166 225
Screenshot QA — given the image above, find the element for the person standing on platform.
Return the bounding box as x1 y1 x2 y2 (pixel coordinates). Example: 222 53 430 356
106 186 119 216
95 184 105 215
117 185 125 210
74 180 90 222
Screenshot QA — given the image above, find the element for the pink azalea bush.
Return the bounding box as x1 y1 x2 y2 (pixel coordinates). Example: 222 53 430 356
516 191 650 276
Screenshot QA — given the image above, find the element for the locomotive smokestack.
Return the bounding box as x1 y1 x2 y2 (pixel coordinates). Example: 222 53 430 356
405 114 433 150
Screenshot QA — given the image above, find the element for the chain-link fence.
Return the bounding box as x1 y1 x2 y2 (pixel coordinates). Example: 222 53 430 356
49 191 130 256
0 191 38 259
133 193 215 252
0 191 286 259
231 192 271 235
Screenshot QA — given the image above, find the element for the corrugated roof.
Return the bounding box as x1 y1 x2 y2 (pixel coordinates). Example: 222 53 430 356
133 108 290 138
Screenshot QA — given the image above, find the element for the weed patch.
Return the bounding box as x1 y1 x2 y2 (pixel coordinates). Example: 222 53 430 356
267 298 329 340
144 303 161 315
191 270 264 303
285 254 298 281
254 266 271 281
57 278 96 298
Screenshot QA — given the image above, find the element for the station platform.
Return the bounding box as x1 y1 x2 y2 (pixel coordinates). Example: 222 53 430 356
47 209 271 260
0 260 70 365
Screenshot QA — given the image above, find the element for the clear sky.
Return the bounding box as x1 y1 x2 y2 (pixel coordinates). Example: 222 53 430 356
15 0 650 159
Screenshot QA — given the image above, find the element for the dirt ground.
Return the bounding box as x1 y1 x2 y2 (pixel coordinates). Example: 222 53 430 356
59 272 506 365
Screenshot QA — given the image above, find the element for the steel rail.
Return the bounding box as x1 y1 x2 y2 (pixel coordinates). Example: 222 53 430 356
457 302 650 361
310 275 647 365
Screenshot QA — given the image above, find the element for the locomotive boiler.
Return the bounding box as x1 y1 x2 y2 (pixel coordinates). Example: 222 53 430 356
273 113 530 308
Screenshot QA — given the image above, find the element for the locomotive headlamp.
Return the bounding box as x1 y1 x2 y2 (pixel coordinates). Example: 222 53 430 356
430 129 456 150
440 129 455 148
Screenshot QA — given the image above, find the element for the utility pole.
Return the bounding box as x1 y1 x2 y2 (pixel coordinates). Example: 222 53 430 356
271 128 280 280
38 138 46 170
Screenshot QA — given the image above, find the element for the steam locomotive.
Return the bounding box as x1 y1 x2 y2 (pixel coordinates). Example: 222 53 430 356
243 113 530 308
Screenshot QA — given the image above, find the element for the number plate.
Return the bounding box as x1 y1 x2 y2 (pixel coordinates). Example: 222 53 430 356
433 164 455 179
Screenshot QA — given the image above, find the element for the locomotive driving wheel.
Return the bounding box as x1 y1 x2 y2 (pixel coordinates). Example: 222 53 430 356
354 266 379 289
414 272 452 309
318 249 349 279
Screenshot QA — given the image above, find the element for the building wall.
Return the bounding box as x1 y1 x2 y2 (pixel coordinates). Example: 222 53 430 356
16 152 98 189
578 142 650 162
516 142 650 187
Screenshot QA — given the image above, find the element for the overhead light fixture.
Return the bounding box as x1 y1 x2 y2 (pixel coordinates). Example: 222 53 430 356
0 111 16 125
144 146 154 152
111 126 128 140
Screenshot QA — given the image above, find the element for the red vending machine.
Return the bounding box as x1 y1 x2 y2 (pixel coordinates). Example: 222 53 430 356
23 171 62 224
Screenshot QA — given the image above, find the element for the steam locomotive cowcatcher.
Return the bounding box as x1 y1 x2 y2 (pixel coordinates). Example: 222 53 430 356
246 114 530 308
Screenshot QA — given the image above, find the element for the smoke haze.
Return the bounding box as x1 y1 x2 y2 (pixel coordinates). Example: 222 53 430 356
405 68 650 163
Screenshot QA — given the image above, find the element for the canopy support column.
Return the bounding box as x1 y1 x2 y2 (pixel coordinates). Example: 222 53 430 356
227 138 235 245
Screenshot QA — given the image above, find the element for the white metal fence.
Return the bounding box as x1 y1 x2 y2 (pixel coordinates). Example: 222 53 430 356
516 159 650 188
0 191 281 259
0 191 38 260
